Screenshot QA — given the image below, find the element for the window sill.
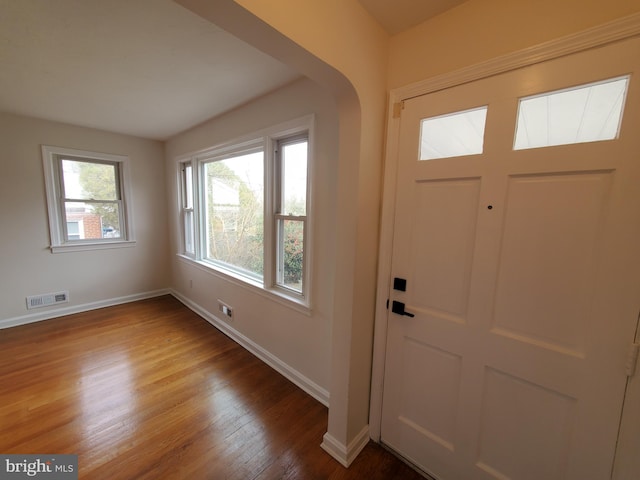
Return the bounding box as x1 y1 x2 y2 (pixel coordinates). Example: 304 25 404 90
50 240 136 253
176 254 311 316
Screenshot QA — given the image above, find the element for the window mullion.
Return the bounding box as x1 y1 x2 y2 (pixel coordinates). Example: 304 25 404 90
117 199 126 239
63 198 116 204
61 200 71 244
56 157 69 244
275 213 306 221
193 161 201 259
195 159 205 261
263 137 276 288
276 216 284 285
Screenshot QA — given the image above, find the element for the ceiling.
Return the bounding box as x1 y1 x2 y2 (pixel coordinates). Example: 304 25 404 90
0 0 465 141
0 0 300 140
359 0 468 35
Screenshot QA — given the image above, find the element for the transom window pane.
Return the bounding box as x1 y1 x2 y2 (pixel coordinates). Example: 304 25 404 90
204 151 264 280
419 106 488 160
514 76 629 150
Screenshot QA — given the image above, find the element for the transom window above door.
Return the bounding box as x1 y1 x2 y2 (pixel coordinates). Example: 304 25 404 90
513 76 629 150
419 106 488 160
416 75 630 162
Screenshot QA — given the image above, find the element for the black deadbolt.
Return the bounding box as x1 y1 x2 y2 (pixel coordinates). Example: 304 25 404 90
393 277 407 291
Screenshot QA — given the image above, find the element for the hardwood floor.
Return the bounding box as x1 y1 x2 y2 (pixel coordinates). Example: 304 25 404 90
0 295 425 479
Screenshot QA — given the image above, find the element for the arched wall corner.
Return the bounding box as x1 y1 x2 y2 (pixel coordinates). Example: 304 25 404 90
173 0 389 467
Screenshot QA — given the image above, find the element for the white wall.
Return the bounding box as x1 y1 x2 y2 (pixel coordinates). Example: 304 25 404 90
165 77 339 397
0 112 169 325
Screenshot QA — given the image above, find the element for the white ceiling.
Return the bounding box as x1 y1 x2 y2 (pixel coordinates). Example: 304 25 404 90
0 0 301 140
0 0 466 141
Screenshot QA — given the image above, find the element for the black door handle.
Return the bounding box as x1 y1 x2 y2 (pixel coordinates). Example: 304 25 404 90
391 300 415 317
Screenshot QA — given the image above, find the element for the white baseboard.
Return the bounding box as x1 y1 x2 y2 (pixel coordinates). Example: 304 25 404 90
169 289 330 407
321 424 370 467
0 289 171 330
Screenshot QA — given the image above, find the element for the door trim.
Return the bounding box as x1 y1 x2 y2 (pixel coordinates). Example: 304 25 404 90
393 12 640 104
370 10 640 452
613 311 640 479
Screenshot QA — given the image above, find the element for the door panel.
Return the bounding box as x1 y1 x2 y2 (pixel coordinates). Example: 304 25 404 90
381 37 640 480
410 179 480 319
476 367 577 480
400 338 462 449
493 171 612 355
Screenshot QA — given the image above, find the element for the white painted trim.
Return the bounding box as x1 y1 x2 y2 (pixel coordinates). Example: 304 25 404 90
370 12 640 443
321 424 370 468
176 254 311 316
41 144 136 250
0 289 171 330
50 240 136 253
178 114 315 165
613 315 640 479
174 114 315 310
170 289 329 407
369 91 402 442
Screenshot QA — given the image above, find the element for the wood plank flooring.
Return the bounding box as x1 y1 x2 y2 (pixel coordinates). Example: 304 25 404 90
0 295 425 479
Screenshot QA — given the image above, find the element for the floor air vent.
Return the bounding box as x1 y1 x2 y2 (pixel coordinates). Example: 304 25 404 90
26 291 69 310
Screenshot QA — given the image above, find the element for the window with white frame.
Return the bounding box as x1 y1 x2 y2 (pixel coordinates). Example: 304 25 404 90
178 117 312 306
42 145 134 252
275 134 308 293
180 162 195 257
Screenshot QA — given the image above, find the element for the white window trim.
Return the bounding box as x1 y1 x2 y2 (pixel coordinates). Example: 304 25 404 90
272 133 310 297
175 115 314 312
42 145 135 253
179 161 197 258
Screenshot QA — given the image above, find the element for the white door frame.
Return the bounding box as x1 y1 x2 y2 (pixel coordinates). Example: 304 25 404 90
369 11 640 475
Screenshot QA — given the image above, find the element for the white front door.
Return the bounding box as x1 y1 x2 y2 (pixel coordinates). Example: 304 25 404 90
381 37 640 480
